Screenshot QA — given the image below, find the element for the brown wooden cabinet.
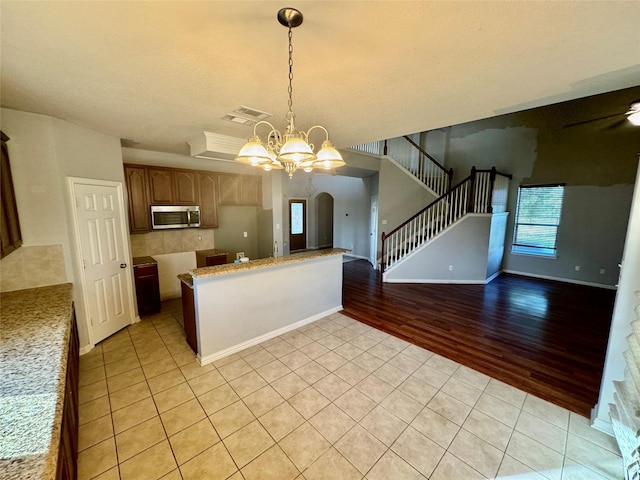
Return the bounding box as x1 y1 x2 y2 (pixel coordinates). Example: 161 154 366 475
56 310 79 480
123 164 258 233
240 175 262 205
133 258 161 316
218 174 241 205
196 249 228 267
124 165 150 233
148 168 174 204
197 171 218 228
1 131 23 258
173 170 199 205
218 174 262 206
148 167 198 206
181 281 197 354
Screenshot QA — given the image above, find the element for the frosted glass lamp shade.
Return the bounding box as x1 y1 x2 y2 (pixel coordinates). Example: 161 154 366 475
235 136 272 165
278 135 316 164
314 140 345 170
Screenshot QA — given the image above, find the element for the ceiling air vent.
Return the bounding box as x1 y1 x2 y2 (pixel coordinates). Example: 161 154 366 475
222 105 271 126
187 132 247 161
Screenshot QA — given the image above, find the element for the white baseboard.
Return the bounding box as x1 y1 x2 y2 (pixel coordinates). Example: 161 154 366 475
197 305 343 366
486 271 501 283
79 344 94 355
503 270 617 290
590 416 615 437
384 278 487 284
344 253 368 261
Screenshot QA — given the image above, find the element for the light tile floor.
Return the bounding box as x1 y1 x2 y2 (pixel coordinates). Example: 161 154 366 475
77 300 623 480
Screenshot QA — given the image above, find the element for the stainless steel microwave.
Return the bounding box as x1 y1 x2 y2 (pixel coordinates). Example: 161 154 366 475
150 205 200 230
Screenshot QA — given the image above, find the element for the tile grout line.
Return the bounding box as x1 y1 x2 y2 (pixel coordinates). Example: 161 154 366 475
79 304 622 480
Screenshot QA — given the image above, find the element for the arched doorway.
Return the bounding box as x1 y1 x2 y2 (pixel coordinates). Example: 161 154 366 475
316 192 334 249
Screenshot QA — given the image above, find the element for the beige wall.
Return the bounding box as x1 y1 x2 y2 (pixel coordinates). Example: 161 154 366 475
0 108 129 349
0 245 66 292
377 157 438 253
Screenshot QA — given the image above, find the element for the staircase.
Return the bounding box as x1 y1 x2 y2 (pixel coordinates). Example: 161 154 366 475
379 136 512 281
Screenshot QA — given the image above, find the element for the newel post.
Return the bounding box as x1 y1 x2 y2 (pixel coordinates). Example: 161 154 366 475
467 166 477 213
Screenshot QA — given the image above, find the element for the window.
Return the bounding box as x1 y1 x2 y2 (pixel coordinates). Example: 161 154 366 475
512 184 565 257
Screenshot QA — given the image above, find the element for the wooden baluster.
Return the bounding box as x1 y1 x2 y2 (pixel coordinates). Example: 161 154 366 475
488 167 497 214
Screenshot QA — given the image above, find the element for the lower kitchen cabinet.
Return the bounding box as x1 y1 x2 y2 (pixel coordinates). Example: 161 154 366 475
56 310 79 480
181 280 197 354
196 249 229 267
133 257 161 316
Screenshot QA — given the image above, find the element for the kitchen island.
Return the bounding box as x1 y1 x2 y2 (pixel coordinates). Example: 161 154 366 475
181 248 347 365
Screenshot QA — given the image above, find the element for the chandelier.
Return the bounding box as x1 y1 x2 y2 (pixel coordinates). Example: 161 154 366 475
234 8 345 179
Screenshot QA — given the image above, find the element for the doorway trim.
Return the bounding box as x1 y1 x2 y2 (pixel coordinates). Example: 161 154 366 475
68 176 136 349
289 198 307 252
369 195 379 268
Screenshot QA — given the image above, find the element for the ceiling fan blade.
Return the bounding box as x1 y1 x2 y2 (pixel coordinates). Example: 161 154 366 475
563 113 622 129
605 117 629 130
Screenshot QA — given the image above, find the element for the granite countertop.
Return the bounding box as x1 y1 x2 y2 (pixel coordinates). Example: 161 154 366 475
189 248 349 280
177 273 193 289
132 255 157 267
0 283 74 480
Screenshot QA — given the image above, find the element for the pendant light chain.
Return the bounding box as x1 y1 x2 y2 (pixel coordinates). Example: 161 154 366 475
287 26 294 114
234 8 345 177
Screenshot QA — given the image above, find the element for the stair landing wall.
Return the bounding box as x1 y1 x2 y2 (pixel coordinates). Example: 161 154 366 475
384 213 507 284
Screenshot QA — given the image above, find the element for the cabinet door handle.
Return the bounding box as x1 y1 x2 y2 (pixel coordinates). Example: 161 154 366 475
120 263 127 268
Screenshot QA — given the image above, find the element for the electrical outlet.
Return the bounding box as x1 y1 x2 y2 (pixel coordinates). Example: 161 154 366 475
243 231 248 238
449 265 453 271
575 266 580 271
382 220 387 225
600 268 605 274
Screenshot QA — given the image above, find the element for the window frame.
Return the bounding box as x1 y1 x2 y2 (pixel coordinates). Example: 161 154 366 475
511 183 565 258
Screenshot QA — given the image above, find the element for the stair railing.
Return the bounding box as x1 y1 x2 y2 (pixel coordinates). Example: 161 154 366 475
380 166 512 273
383 136 453 197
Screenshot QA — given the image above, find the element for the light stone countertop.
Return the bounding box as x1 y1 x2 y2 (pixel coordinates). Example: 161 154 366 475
0 283 74 480
188 248 349 280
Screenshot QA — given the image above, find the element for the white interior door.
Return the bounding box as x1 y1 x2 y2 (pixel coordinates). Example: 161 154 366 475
369 195 378 267
72 180 134 344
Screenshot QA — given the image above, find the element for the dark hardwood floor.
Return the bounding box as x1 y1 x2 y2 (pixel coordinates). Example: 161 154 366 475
341 259 616 417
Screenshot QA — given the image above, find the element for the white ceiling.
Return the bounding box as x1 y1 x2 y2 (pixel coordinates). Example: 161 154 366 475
1 1 639 156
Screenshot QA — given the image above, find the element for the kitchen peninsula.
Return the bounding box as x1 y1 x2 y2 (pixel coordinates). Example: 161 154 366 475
180 248 348 365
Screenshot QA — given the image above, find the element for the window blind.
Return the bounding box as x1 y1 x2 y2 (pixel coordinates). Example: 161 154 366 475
512 184 565 256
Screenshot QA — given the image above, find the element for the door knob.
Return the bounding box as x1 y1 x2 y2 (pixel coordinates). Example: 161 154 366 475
120 263 127 268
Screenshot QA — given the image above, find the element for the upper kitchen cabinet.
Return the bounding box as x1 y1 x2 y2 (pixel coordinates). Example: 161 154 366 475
124 165 150 233
122 164 258 233
173 170 199 205
218 174 240 205
218 174 262 206
197 171 219 229
147 168 174 204
240 175 262 205
1 131 23 258
148 167 198 206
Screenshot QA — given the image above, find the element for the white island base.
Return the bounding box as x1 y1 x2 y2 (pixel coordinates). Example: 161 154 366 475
190 249 347 365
